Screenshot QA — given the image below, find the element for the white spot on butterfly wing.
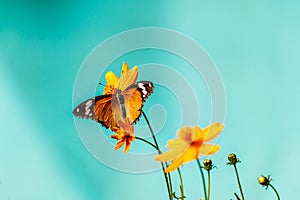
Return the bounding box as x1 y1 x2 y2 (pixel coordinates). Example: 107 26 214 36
76 108 79 113
138 82 147 95
85 100 92 106
85 99 93 111
142 89 147 95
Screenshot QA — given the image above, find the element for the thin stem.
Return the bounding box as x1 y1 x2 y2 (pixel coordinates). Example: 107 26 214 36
207 170 211 200
233 164 245 200
269 184 280 200
142 111 161 152
234 193 241 200
167 169 173 199
135 136 158 150
135 137 172 200
141 111 173 200
177 168 185 200
196 159 208 200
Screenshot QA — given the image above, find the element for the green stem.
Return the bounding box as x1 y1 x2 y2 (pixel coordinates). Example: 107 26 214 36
135 136 158 150
234 193 241 200
167 169 173 198
177 168 185 200
196 159 208 200
142 111 161 153
233 164 245 200
269 184 280 200
207 170 211 200
135 136 172 200
141 111 173 200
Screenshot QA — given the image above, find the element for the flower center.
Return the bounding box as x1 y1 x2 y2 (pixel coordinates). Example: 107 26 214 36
191 140 203 148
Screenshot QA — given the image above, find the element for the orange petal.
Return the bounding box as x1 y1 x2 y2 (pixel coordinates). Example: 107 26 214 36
121 62 130 76
116 66 138 90
124 141 131 153
199 144 220 155
114 140 125 150
111 134 119 140
103 84 115 95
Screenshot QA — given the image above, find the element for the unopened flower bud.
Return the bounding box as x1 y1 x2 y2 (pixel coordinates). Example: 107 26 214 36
203 159 213 170
258 175 270 186
227 153 240 165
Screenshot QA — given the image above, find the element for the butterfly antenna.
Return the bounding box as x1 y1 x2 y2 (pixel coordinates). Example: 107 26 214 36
98 83 105 86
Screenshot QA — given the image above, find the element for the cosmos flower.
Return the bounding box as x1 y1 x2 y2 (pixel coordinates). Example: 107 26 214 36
111 118 135 153
103 62 138 95
154 123 224 173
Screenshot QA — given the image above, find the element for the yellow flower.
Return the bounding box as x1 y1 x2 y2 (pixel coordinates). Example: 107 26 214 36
154 123 224 173
103 62 138 94
111 118 135 153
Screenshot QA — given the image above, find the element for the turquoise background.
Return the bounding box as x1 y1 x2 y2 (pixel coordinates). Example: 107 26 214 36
0 0 299 199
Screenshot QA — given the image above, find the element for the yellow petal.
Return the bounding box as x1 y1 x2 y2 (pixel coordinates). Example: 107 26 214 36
116 66 138 90
164 146 199 173
154 138 188 162
105 71 119 86
166 138 188 149
199 144 220 155
164 155 185 173
181 146 199 163
121 62 130 76
154 149 181 162
194 123 224 142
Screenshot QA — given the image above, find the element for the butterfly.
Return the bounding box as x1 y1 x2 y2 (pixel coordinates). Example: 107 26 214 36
73 63 154 130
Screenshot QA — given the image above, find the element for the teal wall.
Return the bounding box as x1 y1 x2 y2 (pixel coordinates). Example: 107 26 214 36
0 1 299 199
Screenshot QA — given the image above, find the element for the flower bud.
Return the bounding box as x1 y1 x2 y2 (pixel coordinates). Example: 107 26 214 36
227 153 240 165
258 175 270 186
203 159 213 170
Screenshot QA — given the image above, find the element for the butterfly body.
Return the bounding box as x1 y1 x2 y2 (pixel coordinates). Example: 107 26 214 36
73 81 154 130
115 89 127 118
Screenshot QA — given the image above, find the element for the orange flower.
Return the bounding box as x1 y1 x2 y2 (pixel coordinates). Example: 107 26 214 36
104 62 138 94
154 123 224 173
111 118 135 153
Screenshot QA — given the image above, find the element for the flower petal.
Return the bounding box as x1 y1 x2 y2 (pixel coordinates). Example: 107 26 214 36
124 140 131 153
164 155 185 173
199 144 220 155
116 66 138 90
181 146 199 163
154 148 182 162
194 123 224 142
177 126 193 143
105 71 119 85
164 147 198 173
121 62 130 76
114 140 125 150
166 138 188 149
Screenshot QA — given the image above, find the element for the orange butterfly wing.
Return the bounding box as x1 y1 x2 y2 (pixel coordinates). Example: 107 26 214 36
94 95 123 129
73 95 121 129
122 81 154 124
